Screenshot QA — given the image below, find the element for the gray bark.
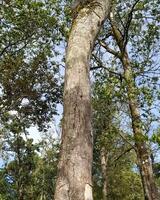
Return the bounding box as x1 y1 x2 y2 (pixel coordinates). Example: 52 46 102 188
54 1 110 200
108 12 159 199
122 53 159 200
100 147 108 200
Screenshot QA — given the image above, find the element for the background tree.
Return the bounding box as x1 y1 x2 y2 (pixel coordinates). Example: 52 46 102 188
0 1 63 199
92 74 144 200
91 0 160 198
0 127 59 200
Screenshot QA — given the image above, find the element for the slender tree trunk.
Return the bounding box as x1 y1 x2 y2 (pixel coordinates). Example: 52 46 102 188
121 53 158 200
100 147 108 200
109 12 159 200
16 136 24 200
54 1 110 200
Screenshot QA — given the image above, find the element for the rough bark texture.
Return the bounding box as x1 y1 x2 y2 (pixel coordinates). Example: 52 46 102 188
54 1 110 200
109 13 159 200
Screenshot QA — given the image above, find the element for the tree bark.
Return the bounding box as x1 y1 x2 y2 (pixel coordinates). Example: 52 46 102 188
100 147 108 200
121 53 159 200
54 1 110 200
109 12 159 200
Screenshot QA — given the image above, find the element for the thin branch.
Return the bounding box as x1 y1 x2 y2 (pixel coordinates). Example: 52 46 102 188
123 0 141 49
0 43 12 57
119 131 136 151
113 147 133 163
91 53 123 80
0 32 35 58
98 39 122 59
103 30 113 39
117 11 125 31
109 12 124 52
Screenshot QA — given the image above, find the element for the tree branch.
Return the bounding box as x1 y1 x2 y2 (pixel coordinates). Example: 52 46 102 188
91 54 124 81
98 39 122 59
109 11 124 52
123 0 141 49
109 0 140 53
113 147 133 163
0 32 35 58
118 131 137 151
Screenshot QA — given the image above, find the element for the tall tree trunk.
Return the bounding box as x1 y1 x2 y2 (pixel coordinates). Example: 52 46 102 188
109 13 159 199
54 1 110 200
100 147 108 200
121 53 159 200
